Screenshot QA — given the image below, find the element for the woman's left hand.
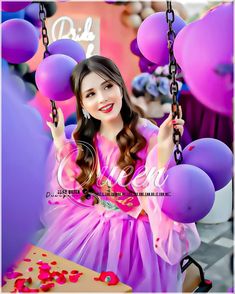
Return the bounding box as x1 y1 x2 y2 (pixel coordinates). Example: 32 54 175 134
157 106 185 169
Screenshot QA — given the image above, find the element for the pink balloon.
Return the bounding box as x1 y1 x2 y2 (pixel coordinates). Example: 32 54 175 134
2 1 31 12
35 54 77 101
137 12 186 66
177 3 233 116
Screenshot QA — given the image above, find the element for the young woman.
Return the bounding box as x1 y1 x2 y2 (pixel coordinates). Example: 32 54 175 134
39 55 200 292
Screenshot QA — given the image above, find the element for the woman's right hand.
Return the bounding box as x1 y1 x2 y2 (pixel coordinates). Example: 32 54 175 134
46 108 66 149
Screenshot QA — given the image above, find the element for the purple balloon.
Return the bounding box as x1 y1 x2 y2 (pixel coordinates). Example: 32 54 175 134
139 56 158 73
182 138 233 191
178 3 233 116
2 69 47 274
35 54 77 101
173 21 196 69
2 19 39 64
162 164 215 223
25 3 42 28
137 12 186 66
2 1 31 12
48 39 86 63
130 38 142 57
65 124 77 139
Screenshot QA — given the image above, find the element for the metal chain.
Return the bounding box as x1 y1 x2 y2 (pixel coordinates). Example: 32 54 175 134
39 3 58 127
166 1 183 165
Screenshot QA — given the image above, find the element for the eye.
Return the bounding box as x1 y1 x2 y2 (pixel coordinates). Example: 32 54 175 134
104 83 113 90
86 91 95 98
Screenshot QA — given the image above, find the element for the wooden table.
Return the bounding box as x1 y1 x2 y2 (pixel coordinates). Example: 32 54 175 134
2 245 132 293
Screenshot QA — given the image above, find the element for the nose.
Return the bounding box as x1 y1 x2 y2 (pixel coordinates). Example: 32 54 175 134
97 90 108 104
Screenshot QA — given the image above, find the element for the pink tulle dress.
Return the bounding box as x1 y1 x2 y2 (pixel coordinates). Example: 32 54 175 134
37 118 201 292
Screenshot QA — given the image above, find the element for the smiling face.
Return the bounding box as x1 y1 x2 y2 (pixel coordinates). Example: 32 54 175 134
80 72 123 122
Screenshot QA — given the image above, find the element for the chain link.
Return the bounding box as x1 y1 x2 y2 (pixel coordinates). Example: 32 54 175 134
166 1 183 165
39 2 58 127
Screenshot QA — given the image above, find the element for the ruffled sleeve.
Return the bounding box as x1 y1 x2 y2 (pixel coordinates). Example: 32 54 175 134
136 125 201 265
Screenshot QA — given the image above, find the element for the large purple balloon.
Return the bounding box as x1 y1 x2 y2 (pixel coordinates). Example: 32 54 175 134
2 70 47 274
2 19 39 64
35 54 77 101
2 1 31 12
25 3 42 28
176 3 233 116
137 12 186 66
48 39 86 63
162 164 215 223
173 21 197 69
182 138 233 191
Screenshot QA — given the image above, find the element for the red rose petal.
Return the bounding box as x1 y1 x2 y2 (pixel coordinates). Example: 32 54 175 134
62 270 68 275
36 260 43 265
27 267 33 272
50 261 57 265
55 275 66 285
39 263 51 271
14 278 26 290
38 271 51 281
40 283 55 292
23 258 31 262
6 272 23 279
69 273 82 283
42 253 47 257
94 277 100 281
188 145 195 151
70 270 78 274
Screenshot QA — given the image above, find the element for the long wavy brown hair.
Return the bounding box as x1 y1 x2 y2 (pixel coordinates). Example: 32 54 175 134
70 55 148 196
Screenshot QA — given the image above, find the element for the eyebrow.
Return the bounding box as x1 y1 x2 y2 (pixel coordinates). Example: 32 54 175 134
83 80 112 94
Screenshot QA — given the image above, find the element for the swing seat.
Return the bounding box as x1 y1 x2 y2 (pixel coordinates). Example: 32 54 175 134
182 256 212 292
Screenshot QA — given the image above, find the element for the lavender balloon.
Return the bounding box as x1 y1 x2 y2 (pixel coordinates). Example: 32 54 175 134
139 56 158 73
48 39 86 63
25 3 42 28
182 138 233 191
2 1 31 12
130 38 142 57
2 70 47 273
2 19 39 64
162 164 215 223
35 54 77 101
177 3 233 116
137 12 186 66
65 124 77 139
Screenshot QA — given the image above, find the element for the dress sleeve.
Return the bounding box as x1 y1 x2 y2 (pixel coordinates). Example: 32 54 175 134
40 138 83 227
137 130 201 265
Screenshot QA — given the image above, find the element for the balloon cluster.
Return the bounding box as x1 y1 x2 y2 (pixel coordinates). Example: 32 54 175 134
174 3 233 117
1 1 58 101
161 138 233 223
130 38 157 73
36 39 86 101
120 1 188 30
